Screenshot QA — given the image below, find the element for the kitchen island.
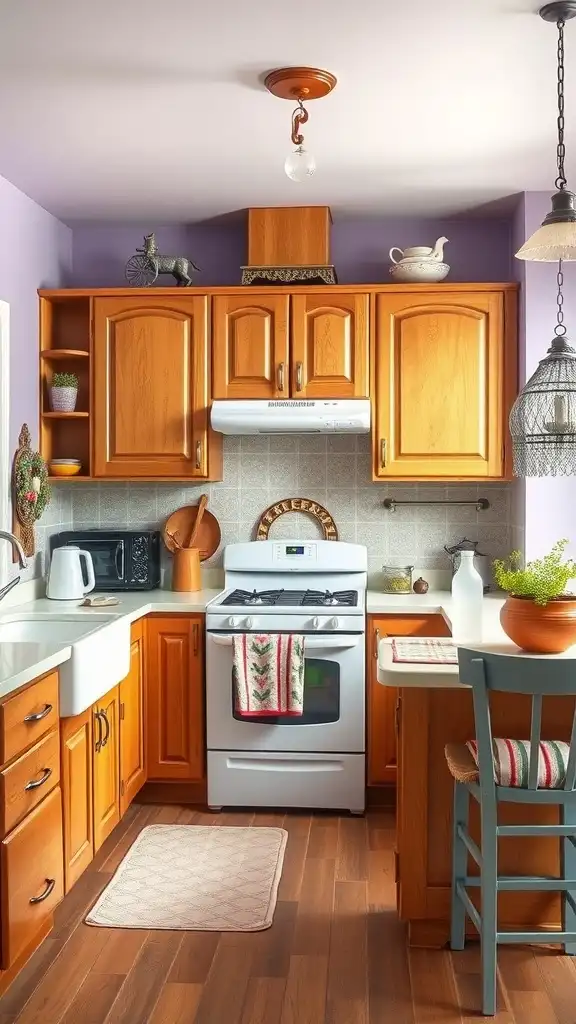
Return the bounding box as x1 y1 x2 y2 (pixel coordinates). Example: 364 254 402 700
377 599 576 948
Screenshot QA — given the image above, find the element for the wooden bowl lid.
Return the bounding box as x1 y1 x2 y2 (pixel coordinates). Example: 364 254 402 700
163 504 221 562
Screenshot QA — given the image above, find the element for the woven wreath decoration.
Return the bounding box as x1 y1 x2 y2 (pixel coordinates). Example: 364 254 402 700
12 424 50 528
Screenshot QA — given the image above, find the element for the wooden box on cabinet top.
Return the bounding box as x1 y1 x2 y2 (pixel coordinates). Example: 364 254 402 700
93 295 222 480
372 285 517 480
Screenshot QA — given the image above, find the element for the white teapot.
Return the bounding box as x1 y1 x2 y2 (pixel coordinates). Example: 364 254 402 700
389 236 449 282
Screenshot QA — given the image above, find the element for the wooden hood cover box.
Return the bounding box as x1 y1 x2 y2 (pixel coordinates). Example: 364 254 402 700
247 206 332 267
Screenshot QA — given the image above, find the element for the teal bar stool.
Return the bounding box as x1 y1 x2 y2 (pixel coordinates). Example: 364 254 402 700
446 647 576 1017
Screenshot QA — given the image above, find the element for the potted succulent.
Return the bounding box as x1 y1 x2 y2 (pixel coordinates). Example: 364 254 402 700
493 539 576 653
50 371 78 412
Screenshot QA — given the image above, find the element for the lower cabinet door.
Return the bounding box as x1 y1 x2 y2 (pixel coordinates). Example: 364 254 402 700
1 787 64 968
120 622 146 815
146 616 204 780
61 710 94 892
93 687 120 852
368 614 452 785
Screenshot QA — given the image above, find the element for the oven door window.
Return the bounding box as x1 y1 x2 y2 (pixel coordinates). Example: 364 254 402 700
232 656 340 725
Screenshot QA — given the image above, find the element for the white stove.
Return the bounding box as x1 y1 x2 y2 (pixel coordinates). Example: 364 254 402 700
206 540 367 814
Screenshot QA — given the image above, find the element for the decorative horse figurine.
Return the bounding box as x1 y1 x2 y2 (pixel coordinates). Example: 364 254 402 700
125 233 201 287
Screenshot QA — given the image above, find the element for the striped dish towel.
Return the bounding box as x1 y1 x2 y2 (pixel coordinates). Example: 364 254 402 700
466 738 570 788
391 638 457 664
233 634 305 717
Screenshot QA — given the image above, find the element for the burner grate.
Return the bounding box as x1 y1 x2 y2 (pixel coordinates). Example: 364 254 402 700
220 588 358 608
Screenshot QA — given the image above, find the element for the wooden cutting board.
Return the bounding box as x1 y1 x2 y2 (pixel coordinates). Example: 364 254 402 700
162 504 221 561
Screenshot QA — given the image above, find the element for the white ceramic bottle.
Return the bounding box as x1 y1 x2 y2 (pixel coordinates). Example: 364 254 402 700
450 550 483 643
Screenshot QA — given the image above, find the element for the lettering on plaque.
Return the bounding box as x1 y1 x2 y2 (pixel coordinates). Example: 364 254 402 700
256 498 339 541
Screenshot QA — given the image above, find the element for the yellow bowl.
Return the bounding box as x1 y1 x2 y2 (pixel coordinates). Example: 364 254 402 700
49 463 82 477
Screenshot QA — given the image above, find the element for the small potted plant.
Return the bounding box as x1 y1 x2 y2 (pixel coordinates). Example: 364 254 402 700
493 539 576 653
50 371 78 413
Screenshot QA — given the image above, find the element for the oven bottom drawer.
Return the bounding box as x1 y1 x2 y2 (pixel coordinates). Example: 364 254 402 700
207 750 365 814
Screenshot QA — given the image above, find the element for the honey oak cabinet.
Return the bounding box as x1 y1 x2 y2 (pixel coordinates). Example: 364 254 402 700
93 295 222 479
212 294 290 399
146 616 204 781
372 287 517 479
212 291 369 399
290 293 369 398
119 620 146 815
92 685 120 852
61 710 93 892
367 614 451 786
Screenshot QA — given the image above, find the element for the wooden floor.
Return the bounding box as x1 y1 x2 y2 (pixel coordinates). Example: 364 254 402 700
1 804 576 1023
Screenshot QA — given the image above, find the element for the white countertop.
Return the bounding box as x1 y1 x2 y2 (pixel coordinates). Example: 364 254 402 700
373 590 576 688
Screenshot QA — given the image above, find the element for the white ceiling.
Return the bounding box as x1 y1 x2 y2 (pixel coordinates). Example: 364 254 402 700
0 0 571 222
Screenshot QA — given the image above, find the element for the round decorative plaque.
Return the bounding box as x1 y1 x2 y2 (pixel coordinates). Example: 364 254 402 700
256 498 338 541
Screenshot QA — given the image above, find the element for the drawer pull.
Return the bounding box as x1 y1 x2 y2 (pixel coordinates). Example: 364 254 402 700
29 878 56 905
277 362 285 393
24 767 52 791
24 703 53 723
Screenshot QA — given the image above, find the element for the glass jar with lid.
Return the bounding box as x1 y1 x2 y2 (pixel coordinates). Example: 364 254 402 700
381 565 414 594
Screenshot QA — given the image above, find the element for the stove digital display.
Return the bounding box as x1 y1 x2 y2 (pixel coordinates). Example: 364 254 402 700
285 545 305 555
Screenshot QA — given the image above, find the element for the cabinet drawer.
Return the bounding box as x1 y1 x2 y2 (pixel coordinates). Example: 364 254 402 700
0 729 60 837
0 672 59 765
1 787 63 968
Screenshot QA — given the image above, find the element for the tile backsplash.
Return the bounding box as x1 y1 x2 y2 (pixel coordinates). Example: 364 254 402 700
52 435 515 589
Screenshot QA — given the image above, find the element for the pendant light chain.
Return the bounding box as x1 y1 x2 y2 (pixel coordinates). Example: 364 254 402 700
555 259 567 335
556 16 567 189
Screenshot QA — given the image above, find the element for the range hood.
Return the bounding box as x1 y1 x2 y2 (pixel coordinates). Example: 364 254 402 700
211 399 371 435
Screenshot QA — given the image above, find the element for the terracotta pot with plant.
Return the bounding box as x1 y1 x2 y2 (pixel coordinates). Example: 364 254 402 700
493 540 576 654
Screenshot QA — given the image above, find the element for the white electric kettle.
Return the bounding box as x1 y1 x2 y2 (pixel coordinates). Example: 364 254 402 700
47 545 96 600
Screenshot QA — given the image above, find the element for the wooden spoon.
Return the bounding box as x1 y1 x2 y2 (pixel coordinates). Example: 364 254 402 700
166 529 183 550
187 494 209 548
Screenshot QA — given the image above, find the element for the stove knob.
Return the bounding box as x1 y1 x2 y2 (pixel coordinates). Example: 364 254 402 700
312 616 321 630
246 616 255 629
228 616 239 628
329 617 340 630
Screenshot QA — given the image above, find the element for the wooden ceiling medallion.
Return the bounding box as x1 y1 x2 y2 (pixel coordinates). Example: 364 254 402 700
264 67 337 101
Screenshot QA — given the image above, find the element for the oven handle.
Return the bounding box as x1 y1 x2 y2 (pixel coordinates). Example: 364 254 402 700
208 634 361 650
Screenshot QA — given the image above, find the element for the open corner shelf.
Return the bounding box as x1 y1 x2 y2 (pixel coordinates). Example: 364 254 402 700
41 349 90 360
42 411 90 419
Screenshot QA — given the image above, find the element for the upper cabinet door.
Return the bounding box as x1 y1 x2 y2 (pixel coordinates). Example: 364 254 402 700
93 296 209 478
374 289 514 479
212 294 290 399
291 293 369 398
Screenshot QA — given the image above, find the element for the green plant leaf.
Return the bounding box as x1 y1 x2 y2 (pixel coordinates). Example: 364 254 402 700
493 539 576 606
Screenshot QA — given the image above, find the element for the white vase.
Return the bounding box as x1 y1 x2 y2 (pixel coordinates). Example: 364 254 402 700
50 386 78 412
450 550 483 643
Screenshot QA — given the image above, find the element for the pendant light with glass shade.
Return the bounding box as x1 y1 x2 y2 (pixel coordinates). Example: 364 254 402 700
511 2 576 476
264 67 337 182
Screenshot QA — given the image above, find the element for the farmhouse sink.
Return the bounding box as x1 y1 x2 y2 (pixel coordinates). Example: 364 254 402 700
0 612 131 717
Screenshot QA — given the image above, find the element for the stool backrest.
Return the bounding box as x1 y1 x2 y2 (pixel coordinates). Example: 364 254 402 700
458 647 576 793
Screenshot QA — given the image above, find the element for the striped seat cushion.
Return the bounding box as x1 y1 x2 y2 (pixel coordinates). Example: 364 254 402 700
466 738 571 789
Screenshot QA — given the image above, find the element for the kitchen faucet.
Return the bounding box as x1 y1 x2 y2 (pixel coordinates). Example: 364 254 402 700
0 530 28 603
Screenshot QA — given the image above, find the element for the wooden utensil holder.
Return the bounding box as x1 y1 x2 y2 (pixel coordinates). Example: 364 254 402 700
172 547 202 593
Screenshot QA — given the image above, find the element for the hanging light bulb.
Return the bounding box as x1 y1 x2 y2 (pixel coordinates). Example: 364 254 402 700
511 2 576 476
516 3 576 261
284 98 316 181
264 67 336 181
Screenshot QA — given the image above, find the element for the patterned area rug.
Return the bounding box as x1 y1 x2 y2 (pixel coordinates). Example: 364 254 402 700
86 824 288 931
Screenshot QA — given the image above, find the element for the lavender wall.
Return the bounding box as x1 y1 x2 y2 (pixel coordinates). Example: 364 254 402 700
519 192 576 560
70 215 513 287
0 174 72 452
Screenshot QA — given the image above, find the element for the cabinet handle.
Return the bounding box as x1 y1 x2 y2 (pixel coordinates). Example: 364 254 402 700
277 362 285 393
100 709 110 748
380 439 387 469
295 361 303 392
395 696 402 736
94 710 103 753
374 628 381 659
24 703 52 723
24 767 52 791
195 440 202 470
193 622 199 656
29 878 56 905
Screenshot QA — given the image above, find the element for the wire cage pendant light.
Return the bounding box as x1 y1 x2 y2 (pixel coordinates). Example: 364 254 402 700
510 263 576 475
